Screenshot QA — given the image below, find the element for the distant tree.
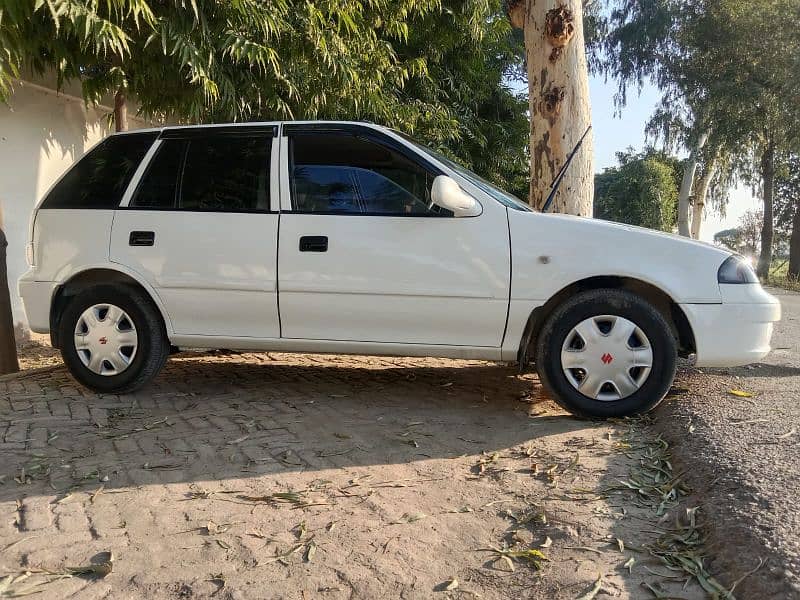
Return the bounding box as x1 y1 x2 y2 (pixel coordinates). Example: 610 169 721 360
775 154 800 277
713 228 741 251
596 0 800 262
594 149 681 231
715 210 763 256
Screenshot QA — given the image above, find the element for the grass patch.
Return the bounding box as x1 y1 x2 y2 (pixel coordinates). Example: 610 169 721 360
767 260 800 292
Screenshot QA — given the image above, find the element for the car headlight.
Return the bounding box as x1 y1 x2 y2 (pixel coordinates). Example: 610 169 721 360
717 255 759 284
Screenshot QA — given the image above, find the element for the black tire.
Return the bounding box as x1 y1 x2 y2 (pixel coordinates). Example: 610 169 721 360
59 284 170 394
535 288 677 418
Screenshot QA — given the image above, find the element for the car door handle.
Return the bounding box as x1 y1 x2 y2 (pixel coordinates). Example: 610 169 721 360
129 231 155 247
299 235 328 252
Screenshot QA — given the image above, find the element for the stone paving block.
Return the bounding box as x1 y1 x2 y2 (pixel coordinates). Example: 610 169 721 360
89 408 108 428
54 501 90 533
5 424 29 443
28 427 49 449
87 505 128 539
19 496 53 531
68 402 91 421
47 399 70 417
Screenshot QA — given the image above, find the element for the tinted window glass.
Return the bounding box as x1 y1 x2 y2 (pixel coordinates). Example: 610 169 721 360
42 132 157 209
293 165 360 213
131 140 186 209
290 133 443 215
180 135 271 211
354 168 430 214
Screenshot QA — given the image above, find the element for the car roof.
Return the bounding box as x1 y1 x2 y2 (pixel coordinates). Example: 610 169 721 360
112 120 389 137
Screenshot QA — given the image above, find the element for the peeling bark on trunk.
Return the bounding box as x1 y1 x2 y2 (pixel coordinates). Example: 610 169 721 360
114 88 128 133
677 130 709 237
757 140 775 279
522 0 593 215
690 159 716 240
789 196 800 279
0 208 19 375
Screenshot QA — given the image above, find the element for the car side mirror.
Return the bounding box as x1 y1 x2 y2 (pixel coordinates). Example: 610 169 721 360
431 175 482 217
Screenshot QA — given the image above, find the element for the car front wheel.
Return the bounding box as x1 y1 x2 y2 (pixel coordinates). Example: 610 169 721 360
59 284 169 394
535 288 677 418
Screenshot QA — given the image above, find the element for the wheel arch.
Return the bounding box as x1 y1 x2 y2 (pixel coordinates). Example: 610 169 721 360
49 267 172 348
517 275 696 368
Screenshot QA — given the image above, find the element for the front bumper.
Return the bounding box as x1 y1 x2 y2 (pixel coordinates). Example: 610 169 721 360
18 274 57 334
680 284 781 367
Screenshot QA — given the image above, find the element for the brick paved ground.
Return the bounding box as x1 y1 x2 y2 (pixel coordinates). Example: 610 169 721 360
0 350 709 599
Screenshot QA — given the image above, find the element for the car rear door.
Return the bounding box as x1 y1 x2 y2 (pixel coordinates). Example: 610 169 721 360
110 126 280 338
277 125 510 347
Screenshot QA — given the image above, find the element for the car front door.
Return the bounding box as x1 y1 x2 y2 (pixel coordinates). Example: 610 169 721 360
277 126 510 347
110 126 280 338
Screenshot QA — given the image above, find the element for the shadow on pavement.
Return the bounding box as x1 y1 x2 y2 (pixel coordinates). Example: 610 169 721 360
0 352 591 502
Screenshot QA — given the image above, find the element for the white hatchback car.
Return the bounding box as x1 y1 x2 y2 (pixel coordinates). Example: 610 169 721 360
19 121 781 417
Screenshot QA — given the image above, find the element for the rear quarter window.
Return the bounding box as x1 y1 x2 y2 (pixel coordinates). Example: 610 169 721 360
41 132 158 209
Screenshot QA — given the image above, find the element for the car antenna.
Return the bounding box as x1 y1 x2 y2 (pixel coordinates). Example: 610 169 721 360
540 125 592 213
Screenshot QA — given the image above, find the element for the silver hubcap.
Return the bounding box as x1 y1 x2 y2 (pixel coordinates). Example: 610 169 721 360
73 304 138 376
560 315 653 401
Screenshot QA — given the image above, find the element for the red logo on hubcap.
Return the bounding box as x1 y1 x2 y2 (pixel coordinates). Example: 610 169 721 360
99 337 108 345
601 353 613 364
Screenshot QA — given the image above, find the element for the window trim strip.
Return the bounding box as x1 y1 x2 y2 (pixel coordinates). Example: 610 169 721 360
159 125 278 139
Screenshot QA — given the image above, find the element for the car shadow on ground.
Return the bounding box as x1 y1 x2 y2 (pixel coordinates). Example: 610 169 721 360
0 352 592 502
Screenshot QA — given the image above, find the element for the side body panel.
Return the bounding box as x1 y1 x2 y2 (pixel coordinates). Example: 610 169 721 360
277 210 510 346
109 211 280 337
502 210 732 361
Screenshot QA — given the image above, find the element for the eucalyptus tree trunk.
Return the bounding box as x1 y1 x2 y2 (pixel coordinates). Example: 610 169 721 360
789 197 800 279
507 0 593 215
756 140 775 279
690 158 717 240
0 207 19 375
677 130 709 237
114 87 128 132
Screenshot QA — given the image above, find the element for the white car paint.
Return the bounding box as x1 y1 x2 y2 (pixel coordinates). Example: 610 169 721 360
18 120 780 372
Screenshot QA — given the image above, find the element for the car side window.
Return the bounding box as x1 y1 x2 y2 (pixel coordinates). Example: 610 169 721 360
131 134 271 211
130 139 185 209
42 132 158 209
289 132 445 215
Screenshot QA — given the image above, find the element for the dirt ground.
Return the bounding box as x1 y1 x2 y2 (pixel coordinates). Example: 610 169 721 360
655 288 800 600
0 345 718 599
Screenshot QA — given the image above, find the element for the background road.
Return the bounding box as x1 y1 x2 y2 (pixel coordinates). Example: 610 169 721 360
657 288 800 599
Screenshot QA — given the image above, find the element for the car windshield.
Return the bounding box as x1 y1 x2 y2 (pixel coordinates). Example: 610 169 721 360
393 131 533 212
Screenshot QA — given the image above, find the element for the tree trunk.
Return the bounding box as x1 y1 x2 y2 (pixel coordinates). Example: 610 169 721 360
114 87 128 133
690 158 717 240
789 195 800 279
677 130 709 237
519 0 593 215
0 207 20 375
757 140 775 279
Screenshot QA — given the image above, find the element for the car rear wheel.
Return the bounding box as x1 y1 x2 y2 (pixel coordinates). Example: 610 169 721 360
59 284 169 393
535 289 677 418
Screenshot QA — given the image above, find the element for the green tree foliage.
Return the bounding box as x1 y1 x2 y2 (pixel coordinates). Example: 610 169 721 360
594 149 681 232
0 0 528 196
401 1 529 198
1 0 444 124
